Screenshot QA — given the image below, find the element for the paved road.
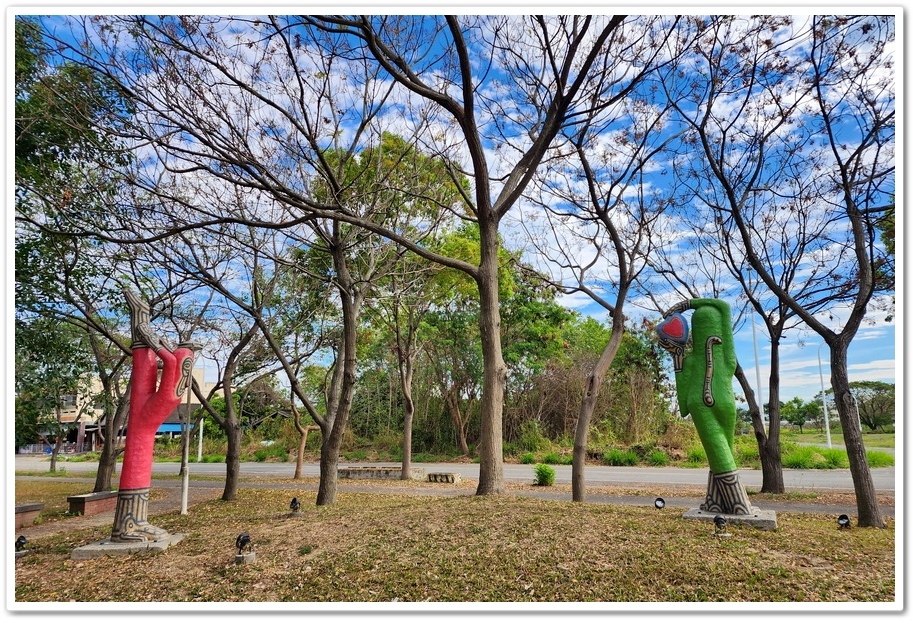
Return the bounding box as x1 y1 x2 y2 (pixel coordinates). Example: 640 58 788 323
15 455 896 493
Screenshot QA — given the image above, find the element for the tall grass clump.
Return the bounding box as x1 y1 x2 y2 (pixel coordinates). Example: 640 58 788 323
252 444 289 462
732 436 760 468
645 448 670 466
542 451 573 465
684 445 707 467
782 445 836 469
603 448 638 466
867 450 895 468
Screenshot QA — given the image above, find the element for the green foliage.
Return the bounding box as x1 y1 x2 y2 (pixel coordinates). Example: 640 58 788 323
533 463 556 486
782 445 849 469
685 445 707 466
849 381 895 431
519 452 536 465
541 451 572 465
645 449 670 466
15 317 98 447
732 436 761 468
515 420 552 453
602 449 639 466
866 450 895 468
252 444 289 462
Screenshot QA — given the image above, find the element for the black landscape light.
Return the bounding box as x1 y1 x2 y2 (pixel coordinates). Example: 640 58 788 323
15 536 28 552
837 514 851 529
236 532 252 555
654 497 665 510
290 497 301 513
713 514 728 535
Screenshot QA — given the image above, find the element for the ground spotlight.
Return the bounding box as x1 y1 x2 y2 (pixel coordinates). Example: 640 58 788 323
15 536 28 552
236 532 252 555
654 497 665 510
837 514 851 529
713 514 728 536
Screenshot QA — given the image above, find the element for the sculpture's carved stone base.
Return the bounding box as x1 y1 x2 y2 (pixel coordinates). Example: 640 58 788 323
71 534 185 560
110 488 171 543
700 469 754 515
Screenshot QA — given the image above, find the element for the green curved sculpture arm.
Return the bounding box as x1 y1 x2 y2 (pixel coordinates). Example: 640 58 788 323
659 298 737 474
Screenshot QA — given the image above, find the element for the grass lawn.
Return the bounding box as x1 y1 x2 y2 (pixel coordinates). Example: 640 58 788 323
781 430 895 449
13 479 897 606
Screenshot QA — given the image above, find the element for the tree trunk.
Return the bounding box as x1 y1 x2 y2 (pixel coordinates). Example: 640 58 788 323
475 225 507 495
94 394 130 492
222 422 241 501
294 425 307 480
734 363 784 493
572 323 625 502
830 342 885 528
399 362 415 480
445 393 470 456
316 427 341 506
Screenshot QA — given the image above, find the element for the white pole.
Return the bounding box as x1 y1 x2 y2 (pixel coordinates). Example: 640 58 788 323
180 390 191 515
747 268 765 423
197 415 204 462
817 343 833 449
750 310 764 423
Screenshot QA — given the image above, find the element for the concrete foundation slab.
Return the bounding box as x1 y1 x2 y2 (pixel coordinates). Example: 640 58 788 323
70 533 186 560
682 507 778 531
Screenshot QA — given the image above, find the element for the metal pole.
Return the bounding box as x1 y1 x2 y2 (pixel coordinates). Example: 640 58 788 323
180 388 191 515
197 415 204 462
817 343 833 449
747 268 765 423
750 309 764 424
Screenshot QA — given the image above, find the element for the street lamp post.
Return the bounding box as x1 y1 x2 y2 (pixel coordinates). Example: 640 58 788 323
817 342 833 449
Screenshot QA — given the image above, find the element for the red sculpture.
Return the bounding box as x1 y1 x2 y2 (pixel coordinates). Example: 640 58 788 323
110 289 199 542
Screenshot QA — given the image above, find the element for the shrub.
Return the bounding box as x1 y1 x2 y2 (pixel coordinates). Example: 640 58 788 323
519 452 536 465
533 463 556 486
603 448 638 466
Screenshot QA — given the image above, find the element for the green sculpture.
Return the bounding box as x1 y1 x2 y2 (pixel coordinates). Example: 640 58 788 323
657 298 754 515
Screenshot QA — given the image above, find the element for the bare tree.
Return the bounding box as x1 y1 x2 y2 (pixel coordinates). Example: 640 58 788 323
40 15 667 496
659 15 894 527
520 61 681 501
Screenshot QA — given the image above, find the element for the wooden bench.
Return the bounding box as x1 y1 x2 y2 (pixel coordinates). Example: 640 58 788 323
67 491 118 516
15 503 44 529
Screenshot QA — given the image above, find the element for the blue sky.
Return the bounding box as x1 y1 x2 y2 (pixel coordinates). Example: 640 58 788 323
11 9 899 413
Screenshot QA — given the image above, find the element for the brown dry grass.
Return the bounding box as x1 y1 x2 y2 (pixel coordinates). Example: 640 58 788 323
13 478 897 606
